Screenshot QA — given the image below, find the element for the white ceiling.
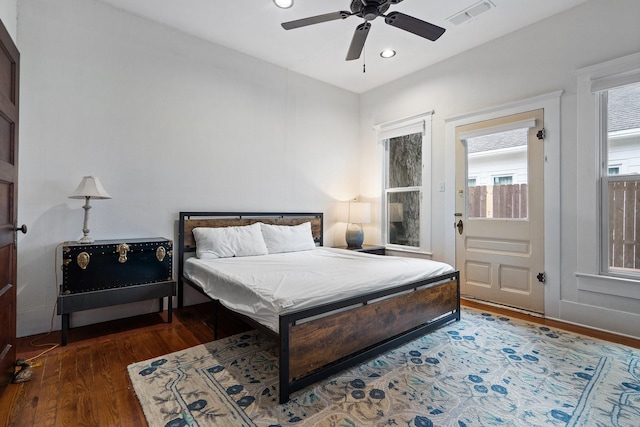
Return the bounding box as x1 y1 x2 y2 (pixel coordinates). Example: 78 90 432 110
95 0 589 94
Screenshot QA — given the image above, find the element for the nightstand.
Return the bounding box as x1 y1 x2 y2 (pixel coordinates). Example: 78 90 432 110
57 237 175 345
335 244 386 255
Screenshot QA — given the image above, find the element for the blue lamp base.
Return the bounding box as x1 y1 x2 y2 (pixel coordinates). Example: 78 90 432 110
345 223 364 248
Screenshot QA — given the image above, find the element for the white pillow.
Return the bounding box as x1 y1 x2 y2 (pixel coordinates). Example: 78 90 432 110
260 222 316 254
192 223 268 259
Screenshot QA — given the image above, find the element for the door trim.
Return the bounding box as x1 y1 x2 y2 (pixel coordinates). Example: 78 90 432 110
444 90 562 318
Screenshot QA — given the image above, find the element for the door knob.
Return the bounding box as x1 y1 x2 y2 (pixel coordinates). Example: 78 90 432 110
15 224 27 234
456 219 463 235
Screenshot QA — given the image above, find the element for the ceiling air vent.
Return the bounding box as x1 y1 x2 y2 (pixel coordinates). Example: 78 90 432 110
447 1 494 26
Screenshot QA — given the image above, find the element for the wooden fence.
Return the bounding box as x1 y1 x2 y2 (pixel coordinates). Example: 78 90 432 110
609 180 640 271
468 184 528 219
467 181 639 271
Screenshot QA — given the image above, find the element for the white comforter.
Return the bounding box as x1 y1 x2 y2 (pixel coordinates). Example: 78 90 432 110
184 247 455 332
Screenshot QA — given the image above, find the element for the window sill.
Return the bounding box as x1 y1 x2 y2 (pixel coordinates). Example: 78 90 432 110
384 246 433 259
575 272 640 300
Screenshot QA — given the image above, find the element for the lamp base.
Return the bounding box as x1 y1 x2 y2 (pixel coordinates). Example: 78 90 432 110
78 198 94 244
77 235 95 244
345 223 364 249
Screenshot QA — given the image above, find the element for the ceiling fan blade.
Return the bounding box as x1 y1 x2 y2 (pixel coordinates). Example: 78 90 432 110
384 11 445 41
282 11 352 30
346 22 371 61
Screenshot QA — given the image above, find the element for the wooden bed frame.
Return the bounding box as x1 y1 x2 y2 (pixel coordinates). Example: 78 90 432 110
177 211 460 403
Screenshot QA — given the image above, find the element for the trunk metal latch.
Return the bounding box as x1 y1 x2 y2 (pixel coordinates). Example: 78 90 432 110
117 243 130 263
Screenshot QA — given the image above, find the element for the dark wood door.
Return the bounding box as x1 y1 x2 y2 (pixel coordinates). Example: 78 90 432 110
0 18 20 393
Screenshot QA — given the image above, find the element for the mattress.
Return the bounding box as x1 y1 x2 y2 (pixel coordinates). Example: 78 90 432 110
183 247 455 332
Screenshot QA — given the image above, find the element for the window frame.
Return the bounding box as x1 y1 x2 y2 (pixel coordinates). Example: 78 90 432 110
575 52 640 299
597 86 640 279
375 112 433 254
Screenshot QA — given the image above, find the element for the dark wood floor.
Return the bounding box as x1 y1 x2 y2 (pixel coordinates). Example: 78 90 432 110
1 300 638 427
0 303 251 427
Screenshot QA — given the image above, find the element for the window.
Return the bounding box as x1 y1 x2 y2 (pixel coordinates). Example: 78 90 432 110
575 52 640 298
600 81 640 277
386 132 421 247
464 124 530 220
493 175 513 186
375 112 432 253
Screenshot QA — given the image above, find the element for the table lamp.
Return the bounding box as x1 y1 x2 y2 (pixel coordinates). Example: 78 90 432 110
69 176 111 244
345 201 371 249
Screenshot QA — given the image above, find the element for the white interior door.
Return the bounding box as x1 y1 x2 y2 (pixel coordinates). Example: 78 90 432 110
454 109 545 313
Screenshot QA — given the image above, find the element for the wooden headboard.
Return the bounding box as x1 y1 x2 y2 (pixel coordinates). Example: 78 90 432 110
177 212 323 307
179 212 323 250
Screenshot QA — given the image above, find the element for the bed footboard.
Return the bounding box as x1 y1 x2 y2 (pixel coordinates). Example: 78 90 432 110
278 271 460 403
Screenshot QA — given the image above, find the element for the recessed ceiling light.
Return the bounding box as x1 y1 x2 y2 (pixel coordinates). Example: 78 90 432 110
273 0 294 9
380 49 396 58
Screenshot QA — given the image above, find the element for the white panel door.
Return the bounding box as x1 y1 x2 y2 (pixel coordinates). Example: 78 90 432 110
455 109 545 313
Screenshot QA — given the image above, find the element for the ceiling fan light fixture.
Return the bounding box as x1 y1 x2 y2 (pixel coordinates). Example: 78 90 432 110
380 49 396 58
273 0 294 9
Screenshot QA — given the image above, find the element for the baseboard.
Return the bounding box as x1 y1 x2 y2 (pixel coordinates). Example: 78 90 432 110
461 296 544 318
556 300 640 340
17 299 162 338
462 296 640 341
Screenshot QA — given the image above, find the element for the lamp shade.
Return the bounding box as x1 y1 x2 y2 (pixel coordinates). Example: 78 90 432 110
348 202 371 224
69 176 112 199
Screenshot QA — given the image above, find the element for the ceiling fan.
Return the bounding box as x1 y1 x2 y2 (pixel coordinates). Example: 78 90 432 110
281 0 446 61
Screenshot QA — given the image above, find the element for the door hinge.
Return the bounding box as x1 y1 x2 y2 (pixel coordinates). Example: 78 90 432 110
536 272 546 283
536 128 546 140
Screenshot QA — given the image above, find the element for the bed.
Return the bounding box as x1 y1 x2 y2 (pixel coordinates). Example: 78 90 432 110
177 211 460 403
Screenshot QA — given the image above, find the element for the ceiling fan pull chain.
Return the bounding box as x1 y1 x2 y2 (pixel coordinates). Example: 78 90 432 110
363 49 366 73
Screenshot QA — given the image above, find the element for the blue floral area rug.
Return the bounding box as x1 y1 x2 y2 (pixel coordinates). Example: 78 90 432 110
127 308 640 426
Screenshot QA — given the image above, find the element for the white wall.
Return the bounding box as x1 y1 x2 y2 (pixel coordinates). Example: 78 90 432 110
359 0 640 338
0 0 17 42
15 0 640 339
16 0 360 337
